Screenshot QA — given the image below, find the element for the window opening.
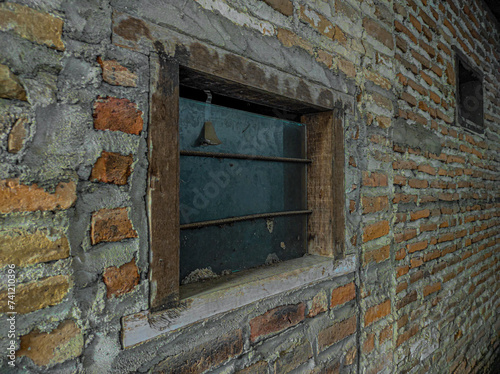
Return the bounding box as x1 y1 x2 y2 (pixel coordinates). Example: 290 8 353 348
456 54 484 134
178 90 309 282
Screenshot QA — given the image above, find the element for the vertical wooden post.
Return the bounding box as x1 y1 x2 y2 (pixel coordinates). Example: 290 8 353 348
148 52 180 311
304 109 345 258
332 108 345 258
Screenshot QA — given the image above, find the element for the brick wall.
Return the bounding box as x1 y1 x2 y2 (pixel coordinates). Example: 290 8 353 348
0 0 498 373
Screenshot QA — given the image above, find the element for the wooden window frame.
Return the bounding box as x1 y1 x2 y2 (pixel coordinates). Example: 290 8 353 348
147 54 345 312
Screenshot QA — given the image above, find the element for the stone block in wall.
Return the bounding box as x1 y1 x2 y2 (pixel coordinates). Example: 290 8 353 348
7 117 28 153
93 96 143 135
0 179 77 214
103 258 139 298
0 64 27 101
97 57 137 87
90 207 138 245
17 320 83 367
0 229 69 267
0 3 64 50
0 275 69 314
90 151 133 185
250 303 305 342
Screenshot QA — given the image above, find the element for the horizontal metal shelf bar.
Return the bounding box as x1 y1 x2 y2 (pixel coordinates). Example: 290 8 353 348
180 150 311 164
180 210 312 230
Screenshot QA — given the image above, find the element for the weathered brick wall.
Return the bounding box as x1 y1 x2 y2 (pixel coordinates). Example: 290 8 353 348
0 0 498 373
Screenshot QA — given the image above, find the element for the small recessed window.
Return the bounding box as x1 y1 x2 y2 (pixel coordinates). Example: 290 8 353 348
178 91 309 282
456 54 484 134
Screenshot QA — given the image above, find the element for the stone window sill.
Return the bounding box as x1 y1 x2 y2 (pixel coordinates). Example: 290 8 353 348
121 254 356 348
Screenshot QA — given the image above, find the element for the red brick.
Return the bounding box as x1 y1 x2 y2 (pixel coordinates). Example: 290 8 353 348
411 50 431 69
408 179 428 189
103 258 140 298
274 341 313 373
0 179 77 214
420 222 438 232
418 164 436 175
394 20 417 44
438 232 454 243
445 62 455 85
250 303 305 341
365 300 391 326
395 248 406 261
363 333 375 353
409 14 422 32
363 245 390 265
410 270 424 284
17 320 83 367
394 175 407 186
0 275 69 314
362 195 389 214
393 193 417 204
401 92 417 107
363 17 394 49
420 70 433 86
363 220 390 242
422 25 432 41
412 254 425 267
423 282 441 297
407 240 428 253
90 151 133 185
396 282 408 294
419 40 436 58
331 282 356 308
90 207 138 245
419 9 436 30
410 209 430 221
399 290 418 311
396 324 418 346
93 96 143 135
408 79 428 95
263 0 293 16
393 160 417 170
362 171 388 187
423 250 441 262
318 316 357 350
155 330 244 373
396 35 408 52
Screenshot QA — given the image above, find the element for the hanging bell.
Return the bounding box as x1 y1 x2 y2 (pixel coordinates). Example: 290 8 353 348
199 121 222 145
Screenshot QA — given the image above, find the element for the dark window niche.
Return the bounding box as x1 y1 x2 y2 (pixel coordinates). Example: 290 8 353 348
456 53 484 134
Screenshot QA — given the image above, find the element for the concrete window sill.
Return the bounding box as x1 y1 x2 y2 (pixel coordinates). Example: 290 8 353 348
121 254 356 348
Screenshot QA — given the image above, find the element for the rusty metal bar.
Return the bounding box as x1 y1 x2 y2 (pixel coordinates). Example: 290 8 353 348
180 210 312 230
180 150 311 164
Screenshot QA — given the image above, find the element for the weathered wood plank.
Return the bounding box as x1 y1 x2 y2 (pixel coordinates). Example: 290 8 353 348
304 111 335 257
148 50 180 311
332 108 345 258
